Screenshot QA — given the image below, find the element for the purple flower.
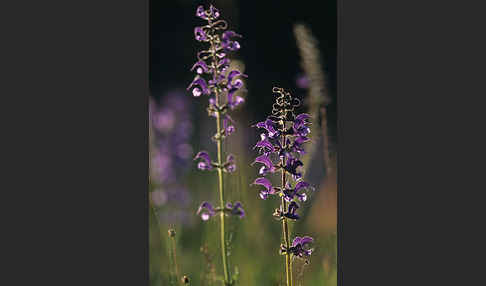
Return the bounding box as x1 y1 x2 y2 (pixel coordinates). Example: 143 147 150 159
209 5 220 19
194 151 213 170
208 73 226 86
218 58 230 72
197 201 216 221
227 70 247 89
227 89 245 110
223 115 235 136
195 5 207 19
284 157 304 180
283 181 311 202
252 177 277 200
225 201 245 218
194 27 208 42
191 60 210 75
221 31 242 51
291 136 309 155
224 154 236 173
195 5 220 20
283 201 300 220
254 119 280 139
296 74 310 89
293 113 311 137
187 76 210 97
290 236 314 258
253 135 275 155
252 155 276 175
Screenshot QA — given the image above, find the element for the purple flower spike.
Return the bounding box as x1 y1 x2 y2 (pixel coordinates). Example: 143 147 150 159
191 60 210 75
197 201 216 221
187 76 210 97
194 151 213 170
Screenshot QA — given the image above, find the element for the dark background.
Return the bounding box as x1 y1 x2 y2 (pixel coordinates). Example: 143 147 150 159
150 0 337 136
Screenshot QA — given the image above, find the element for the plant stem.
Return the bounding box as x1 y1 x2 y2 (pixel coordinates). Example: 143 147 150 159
209 23 231 285
169 233 180 282
281 132 293 286
216 111 230 285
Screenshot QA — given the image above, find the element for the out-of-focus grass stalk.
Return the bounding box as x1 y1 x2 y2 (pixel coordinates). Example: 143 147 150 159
320 107 331 174
293 23 331 174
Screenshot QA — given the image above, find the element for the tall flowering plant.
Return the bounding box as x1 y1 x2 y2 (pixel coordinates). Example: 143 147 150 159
187 5 246 286
251 87 315 286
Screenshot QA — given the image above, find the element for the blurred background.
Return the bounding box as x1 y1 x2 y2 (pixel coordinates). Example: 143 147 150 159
149 0 337 285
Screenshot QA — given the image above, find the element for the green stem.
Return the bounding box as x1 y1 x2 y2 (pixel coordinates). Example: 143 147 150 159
216 111 231 285
170 235 180 282
281 132 293 286
208 21 231 285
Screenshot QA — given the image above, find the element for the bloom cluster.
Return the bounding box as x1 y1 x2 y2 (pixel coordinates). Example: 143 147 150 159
188 4 246 222
149 91 193 223
187 5 246 122
251 87 314 260
197 201 245 221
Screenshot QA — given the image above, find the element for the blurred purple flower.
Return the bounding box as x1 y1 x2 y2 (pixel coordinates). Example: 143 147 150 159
296 74 310 89
149 90 194 225
197 201 216 221
226 201 245 218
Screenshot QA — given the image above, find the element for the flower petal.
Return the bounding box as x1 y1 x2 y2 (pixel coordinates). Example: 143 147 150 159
194 151 211 164
295 181 310 193
252 155 274 170
252 177 273 191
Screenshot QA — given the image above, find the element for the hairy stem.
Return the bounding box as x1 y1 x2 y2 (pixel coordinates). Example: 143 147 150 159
209 24 231 285
281 131 293 286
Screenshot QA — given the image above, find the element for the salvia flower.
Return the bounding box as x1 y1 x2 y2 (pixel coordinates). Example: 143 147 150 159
194 151 213 171
197 201 246 221
225 201 245 219
280 236 314 259
197 201 216 221
251 177 278 200
251 87 315 283
189 5 246 284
